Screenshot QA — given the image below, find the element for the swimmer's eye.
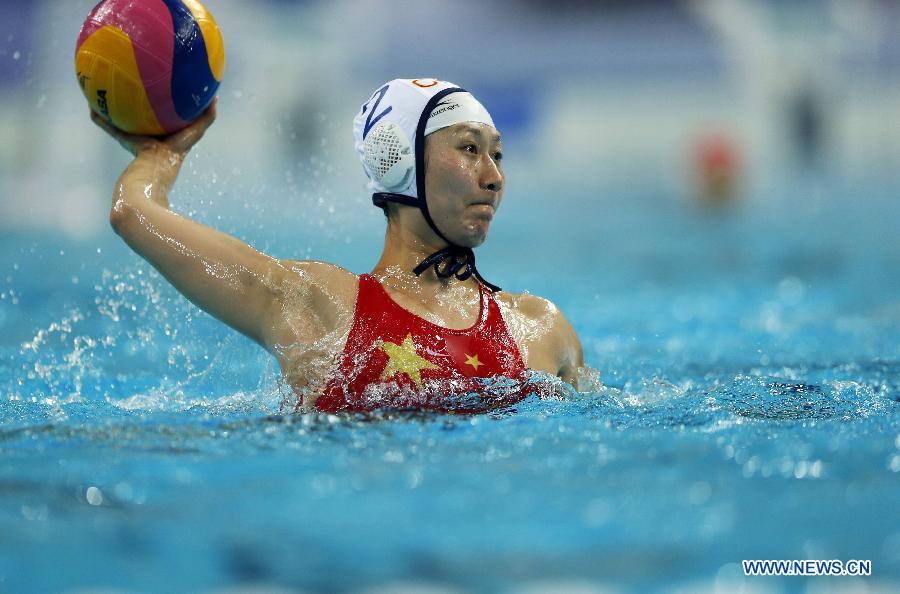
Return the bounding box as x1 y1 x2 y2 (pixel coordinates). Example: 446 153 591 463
461 144 502 163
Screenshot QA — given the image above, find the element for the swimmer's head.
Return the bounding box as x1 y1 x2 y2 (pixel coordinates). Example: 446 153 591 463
352 79 496 209
353 78 502 289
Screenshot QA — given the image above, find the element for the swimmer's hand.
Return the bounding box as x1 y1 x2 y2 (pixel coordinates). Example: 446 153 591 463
90 98 218 160
97 99 218 209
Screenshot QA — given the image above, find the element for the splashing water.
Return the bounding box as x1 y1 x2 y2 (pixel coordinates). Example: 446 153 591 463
1 183 898 593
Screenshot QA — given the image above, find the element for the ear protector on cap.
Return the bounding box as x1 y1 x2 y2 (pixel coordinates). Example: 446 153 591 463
362 121 414 192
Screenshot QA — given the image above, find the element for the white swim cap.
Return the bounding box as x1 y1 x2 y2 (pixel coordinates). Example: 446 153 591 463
352 78 494 200
352 78 501 291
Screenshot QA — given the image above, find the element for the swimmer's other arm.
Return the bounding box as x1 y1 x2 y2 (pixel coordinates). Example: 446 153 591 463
94 103 309 350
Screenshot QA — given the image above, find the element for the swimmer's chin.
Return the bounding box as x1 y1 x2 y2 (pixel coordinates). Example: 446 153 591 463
453 227 490 248
453 219 493 247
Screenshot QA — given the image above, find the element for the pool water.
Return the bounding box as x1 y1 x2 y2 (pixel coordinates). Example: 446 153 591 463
1 177 898 593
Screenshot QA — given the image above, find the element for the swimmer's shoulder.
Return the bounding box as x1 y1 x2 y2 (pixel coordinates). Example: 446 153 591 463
277 259 359 307
495 289 582 368
265 260 360 351
494 289 560 323
280 259 357 282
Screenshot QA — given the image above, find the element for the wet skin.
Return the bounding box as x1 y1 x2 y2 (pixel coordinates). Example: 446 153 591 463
95 102 584 409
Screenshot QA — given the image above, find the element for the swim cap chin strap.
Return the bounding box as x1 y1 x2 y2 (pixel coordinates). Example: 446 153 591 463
372 87 501 292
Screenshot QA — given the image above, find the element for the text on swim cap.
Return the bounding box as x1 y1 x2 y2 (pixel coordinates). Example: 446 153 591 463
429 100 460 119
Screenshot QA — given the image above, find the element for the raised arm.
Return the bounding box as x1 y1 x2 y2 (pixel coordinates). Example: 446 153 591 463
95 103 288 349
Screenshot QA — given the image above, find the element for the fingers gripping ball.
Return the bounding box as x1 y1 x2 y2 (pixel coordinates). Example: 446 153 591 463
76 0 225 135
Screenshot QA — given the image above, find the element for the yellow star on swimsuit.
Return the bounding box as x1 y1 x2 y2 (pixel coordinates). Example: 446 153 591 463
464 353 483 371
379 333 437 388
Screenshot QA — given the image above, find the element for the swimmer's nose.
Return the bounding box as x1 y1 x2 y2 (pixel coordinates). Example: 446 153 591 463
481 155 503 193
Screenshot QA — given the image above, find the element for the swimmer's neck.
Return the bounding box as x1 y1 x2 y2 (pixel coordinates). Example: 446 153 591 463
371 222 476 294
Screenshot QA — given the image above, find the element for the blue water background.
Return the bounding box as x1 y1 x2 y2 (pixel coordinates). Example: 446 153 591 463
0 173 898 593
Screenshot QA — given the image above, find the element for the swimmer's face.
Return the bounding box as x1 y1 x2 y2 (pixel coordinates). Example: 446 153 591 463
424 122 504 248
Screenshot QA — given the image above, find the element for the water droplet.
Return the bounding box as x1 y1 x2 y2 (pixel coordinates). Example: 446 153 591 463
86 486 103 506
12 51 20 60
889 454 900 473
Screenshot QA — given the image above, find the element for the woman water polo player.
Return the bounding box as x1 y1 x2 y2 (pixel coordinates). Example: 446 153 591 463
93 78 584 412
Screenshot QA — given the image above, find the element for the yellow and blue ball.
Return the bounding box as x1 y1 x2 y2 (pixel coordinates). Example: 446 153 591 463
76 0 225 135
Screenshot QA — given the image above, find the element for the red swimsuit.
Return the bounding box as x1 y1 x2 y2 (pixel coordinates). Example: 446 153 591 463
315 274 528 413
